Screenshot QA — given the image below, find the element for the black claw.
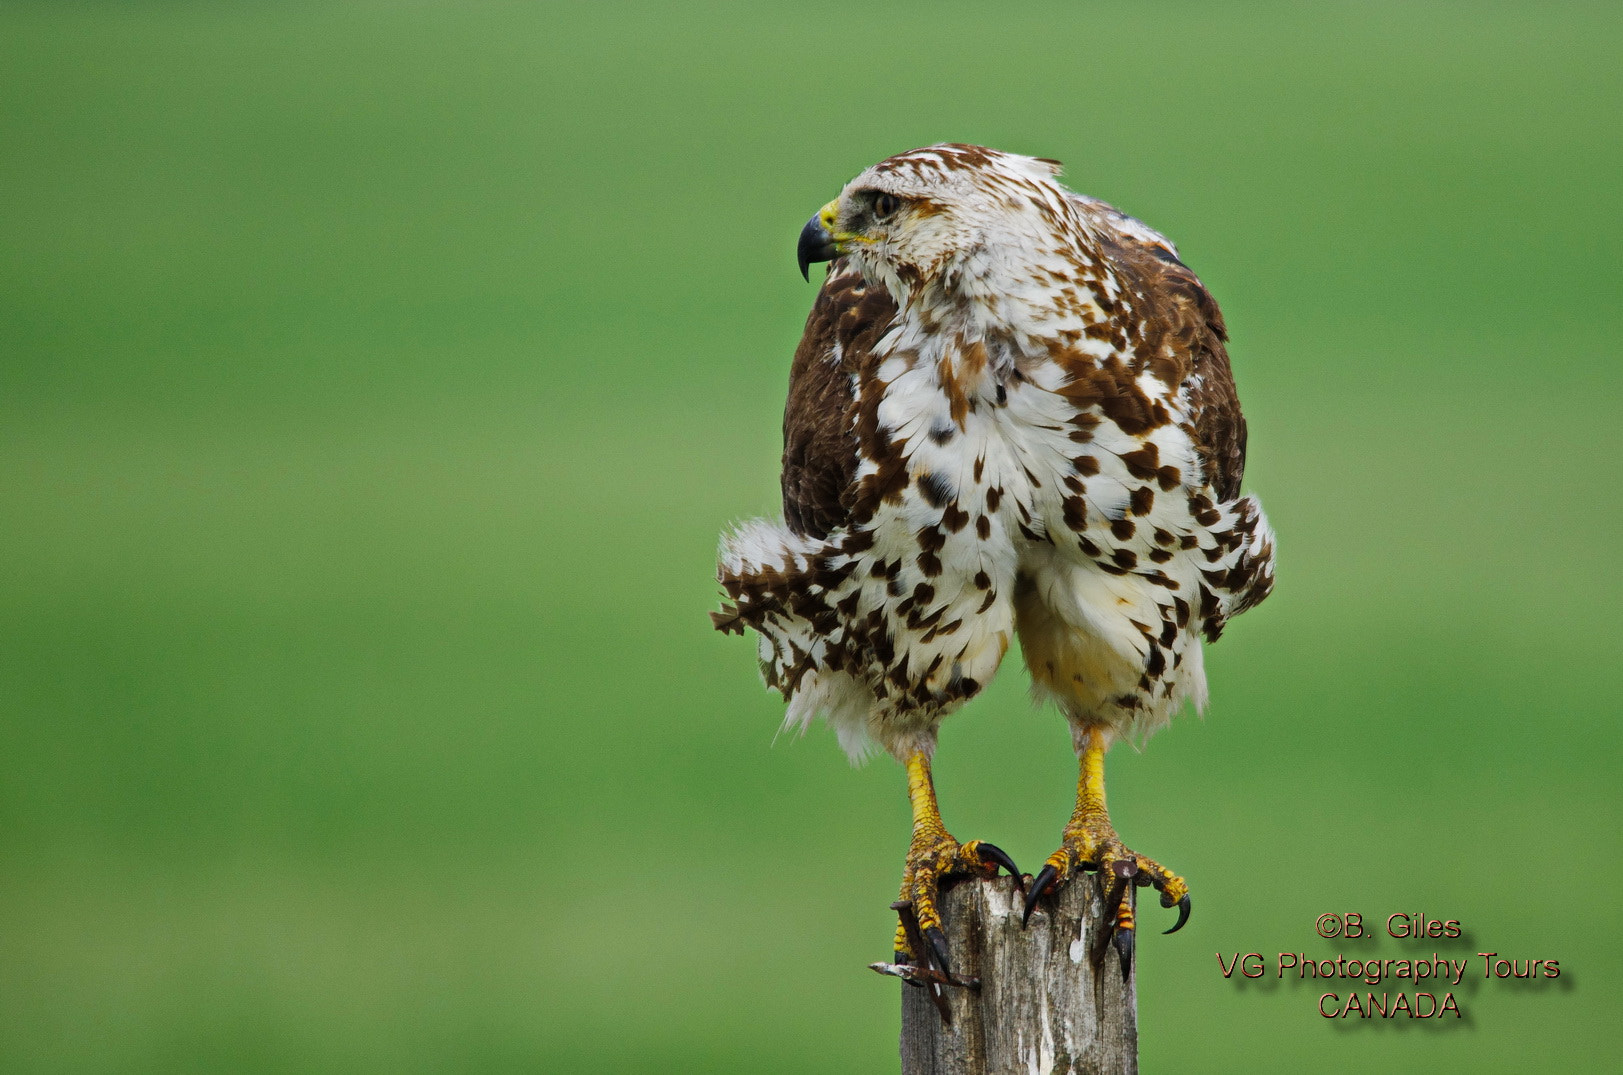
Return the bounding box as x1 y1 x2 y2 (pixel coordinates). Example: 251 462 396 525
1114 927 1134 980
1022 865 1059 927
976 842 1020 880
1163 893 1192 935
925 925 952 978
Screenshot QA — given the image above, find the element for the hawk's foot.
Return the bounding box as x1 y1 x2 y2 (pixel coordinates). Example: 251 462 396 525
891 750 1019 979
1020 727 1191 979
1022 819 1191 975
893 833 1019 976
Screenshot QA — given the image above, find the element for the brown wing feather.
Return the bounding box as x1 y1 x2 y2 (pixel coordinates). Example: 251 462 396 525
780 263 897 538
1095 227 1248 502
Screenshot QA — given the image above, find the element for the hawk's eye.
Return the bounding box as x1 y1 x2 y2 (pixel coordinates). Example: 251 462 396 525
872 193 900 220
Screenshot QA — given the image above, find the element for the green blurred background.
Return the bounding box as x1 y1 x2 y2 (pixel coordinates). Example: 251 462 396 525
2 2 1618 1072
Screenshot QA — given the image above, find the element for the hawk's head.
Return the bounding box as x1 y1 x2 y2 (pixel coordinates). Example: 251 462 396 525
797 143 1074 299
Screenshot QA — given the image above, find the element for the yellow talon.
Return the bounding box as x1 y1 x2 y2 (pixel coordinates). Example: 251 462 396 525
892 751 1018 973
1024 727 1192 951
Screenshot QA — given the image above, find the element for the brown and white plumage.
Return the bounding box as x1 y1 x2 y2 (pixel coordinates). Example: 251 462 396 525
716 143 1273 760
713 144 1276 970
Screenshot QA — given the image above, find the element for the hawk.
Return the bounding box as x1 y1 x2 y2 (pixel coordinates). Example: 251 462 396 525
713 144 1275 978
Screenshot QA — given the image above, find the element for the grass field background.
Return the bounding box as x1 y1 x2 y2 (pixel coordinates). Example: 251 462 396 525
2 3 1618 1071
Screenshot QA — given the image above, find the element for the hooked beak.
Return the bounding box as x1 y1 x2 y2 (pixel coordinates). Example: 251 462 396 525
797 200 840 281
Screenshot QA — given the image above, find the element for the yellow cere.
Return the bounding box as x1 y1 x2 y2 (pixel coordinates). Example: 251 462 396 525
820 198 875 246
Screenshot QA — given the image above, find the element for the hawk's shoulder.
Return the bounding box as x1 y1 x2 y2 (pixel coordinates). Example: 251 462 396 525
1080 200 1248 503
781 262 897 538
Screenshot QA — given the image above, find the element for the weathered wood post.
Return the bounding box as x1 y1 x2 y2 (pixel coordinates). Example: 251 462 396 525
891 875 1137 1075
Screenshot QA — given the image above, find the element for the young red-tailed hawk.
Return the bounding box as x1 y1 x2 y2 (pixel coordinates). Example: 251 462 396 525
713 144 1275 979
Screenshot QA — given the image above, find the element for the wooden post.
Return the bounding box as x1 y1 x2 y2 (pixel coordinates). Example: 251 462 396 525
894 874 1137 1075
